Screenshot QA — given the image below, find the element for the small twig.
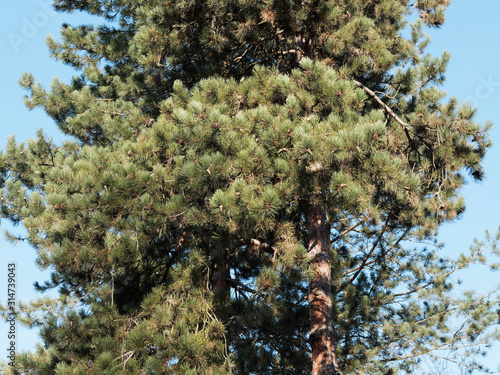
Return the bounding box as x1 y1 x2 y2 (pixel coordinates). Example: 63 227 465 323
115 350 135 368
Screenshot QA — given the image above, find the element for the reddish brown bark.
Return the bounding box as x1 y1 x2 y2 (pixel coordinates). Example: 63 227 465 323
308 205 341 375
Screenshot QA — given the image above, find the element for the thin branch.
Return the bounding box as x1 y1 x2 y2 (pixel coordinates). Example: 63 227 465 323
232 238 276 255
339 214 391 291
115 350 135 368
162 229 188 279
383 327 488 363
331 214 370 243
226 277 257 295
396 76 434 106
393 244 492 298
354 80 413 144
427 352 493 373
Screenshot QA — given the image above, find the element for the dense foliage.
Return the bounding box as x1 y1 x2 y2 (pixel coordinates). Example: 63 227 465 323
1 1 499 374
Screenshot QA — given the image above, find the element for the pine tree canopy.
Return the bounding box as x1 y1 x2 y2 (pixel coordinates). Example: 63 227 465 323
1 1 499 374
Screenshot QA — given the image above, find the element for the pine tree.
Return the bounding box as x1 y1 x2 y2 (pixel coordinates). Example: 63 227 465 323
1 1 499 374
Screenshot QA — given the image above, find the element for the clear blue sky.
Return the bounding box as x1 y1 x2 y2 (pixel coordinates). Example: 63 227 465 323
0 1 499 373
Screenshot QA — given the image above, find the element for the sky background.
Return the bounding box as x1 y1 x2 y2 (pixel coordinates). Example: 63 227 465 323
0 1 499 373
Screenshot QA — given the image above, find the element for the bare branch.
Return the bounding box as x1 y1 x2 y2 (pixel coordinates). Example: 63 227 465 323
332 214 370 243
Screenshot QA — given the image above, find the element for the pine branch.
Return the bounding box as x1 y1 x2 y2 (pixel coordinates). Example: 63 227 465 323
162 229 188 281
226 277 257 295
354 80 414 144
332 214 370 243
339 214 391 291
383 326 490 363
231 238 276 255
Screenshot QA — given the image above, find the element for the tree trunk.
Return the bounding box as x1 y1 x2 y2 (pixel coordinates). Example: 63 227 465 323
307 205 341 375
211 248 230 299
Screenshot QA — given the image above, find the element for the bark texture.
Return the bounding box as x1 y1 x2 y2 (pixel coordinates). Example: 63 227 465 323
308 205 341 375
212 248 230 298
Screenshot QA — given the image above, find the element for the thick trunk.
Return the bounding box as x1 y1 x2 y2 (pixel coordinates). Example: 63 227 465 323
307 205 341 375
